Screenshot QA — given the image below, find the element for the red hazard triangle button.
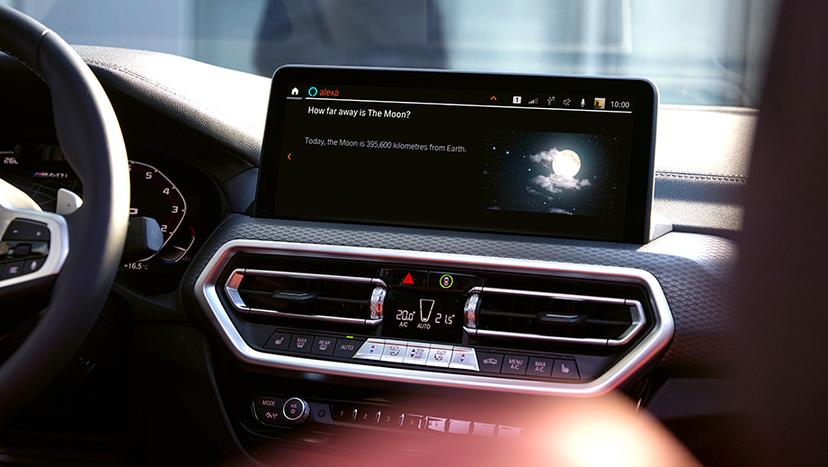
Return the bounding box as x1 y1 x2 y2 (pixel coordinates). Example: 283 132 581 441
383 269 426 289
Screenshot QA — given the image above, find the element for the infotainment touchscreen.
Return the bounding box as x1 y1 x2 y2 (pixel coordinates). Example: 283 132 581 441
256 66 657 243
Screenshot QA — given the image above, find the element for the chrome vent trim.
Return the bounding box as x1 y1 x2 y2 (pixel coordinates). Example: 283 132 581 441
224 268 386 326
194 240 674 397
464 286 646 346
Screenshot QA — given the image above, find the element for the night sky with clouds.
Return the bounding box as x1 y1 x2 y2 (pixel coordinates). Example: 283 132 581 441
482 130 622 216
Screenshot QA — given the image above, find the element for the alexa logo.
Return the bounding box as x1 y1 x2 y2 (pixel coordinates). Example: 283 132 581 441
307 86 318 97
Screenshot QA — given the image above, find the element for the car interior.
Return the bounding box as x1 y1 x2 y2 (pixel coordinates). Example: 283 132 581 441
0 1 826 466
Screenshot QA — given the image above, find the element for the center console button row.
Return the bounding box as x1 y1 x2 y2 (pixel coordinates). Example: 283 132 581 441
354 339 480 371
476 351 581 380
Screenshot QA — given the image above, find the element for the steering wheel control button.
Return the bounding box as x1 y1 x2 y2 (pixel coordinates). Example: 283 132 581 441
551 359 580 380
380 341 407 363
477 352 505 373
23 258 46 274
12 243 30 257
427 271 480 292
311 336 336 355
334 338 363 358
253 395 284 426
289 334 313 353
282 397 310 424
527 357 554 377
382 269 427 289
447 419 472 435
354 338 385 360
501 355 529 375
402 343 430 365
263 331 291 351
449 347 479 371
1 261 24 279
2 219 50 242
425 344 453 368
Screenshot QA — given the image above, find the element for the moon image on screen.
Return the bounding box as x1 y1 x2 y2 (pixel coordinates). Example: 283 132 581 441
552 149 581 178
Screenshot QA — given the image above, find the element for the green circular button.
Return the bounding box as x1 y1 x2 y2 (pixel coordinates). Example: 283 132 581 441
439 274 454 289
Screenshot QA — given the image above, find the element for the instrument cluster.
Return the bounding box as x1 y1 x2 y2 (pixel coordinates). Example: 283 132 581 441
0 143 222 293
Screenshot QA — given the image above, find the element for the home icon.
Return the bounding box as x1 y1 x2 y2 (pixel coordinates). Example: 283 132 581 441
290 87 299 96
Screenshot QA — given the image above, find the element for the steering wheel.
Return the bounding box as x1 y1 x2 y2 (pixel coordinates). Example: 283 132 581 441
0 7 129 420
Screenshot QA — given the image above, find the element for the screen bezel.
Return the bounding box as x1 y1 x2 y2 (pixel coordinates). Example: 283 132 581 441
255 65 657 243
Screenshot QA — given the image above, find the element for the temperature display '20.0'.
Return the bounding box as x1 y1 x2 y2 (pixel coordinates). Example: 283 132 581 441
128 160 187 262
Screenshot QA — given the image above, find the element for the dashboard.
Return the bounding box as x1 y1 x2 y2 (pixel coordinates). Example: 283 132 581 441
0 48 743 465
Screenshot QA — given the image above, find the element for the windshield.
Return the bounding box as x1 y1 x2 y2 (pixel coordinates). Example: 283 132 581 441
6 0 779 107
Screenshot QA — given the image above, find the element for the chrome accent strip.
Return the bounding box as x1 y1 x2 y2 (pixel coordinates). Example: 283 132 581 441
465 287 646 346
369 286 386 321
463 293 479 329
194 240 674 397
223 267 384 326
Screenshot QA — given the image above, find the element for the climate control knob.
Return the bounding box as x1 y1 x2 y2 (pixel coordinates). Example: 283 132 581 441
282 397 310 424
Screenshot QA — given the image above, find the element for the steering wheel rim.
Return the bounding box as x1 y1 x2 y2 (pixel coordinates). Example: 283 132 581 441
0 6 129 421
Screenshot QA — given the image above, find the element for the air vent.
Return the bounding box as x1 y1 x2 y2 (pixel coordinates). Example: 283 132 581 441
464 287 645 346
224 269 386 325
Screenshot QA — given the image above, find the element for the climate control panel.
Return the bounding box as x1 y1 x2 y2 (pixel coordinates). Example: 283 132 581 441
195 241 674 396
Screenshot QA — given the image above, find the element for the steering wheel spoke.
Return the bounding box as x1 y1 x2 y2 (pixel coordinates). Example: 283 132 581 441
0 194 69 297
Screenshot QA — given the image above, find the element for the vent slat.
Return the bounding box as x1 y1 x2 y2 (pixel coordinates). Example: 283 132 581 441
477 291 636 343
232 270 377 322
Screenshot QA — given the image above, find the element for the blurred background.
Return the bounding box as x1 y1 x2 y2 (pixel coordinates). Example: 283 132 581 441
1 0 779 107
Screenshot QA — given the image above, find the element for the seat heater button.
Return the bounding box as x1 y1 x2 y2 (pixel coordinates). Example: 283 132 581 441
353 339 385 360
449 347 479 371
425 345 453 368
380 341 408 363
263 331 291 351
551 359 580 380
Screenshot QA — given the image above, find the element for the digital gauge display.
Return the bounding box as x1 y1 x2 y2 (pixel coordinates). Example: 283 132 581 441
124 160 194 266
0 144 206 279
383 291 464 343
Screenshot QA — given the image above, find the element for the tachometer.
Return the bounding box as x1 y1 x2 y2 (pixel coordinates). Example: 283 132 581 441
128 160 187 261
